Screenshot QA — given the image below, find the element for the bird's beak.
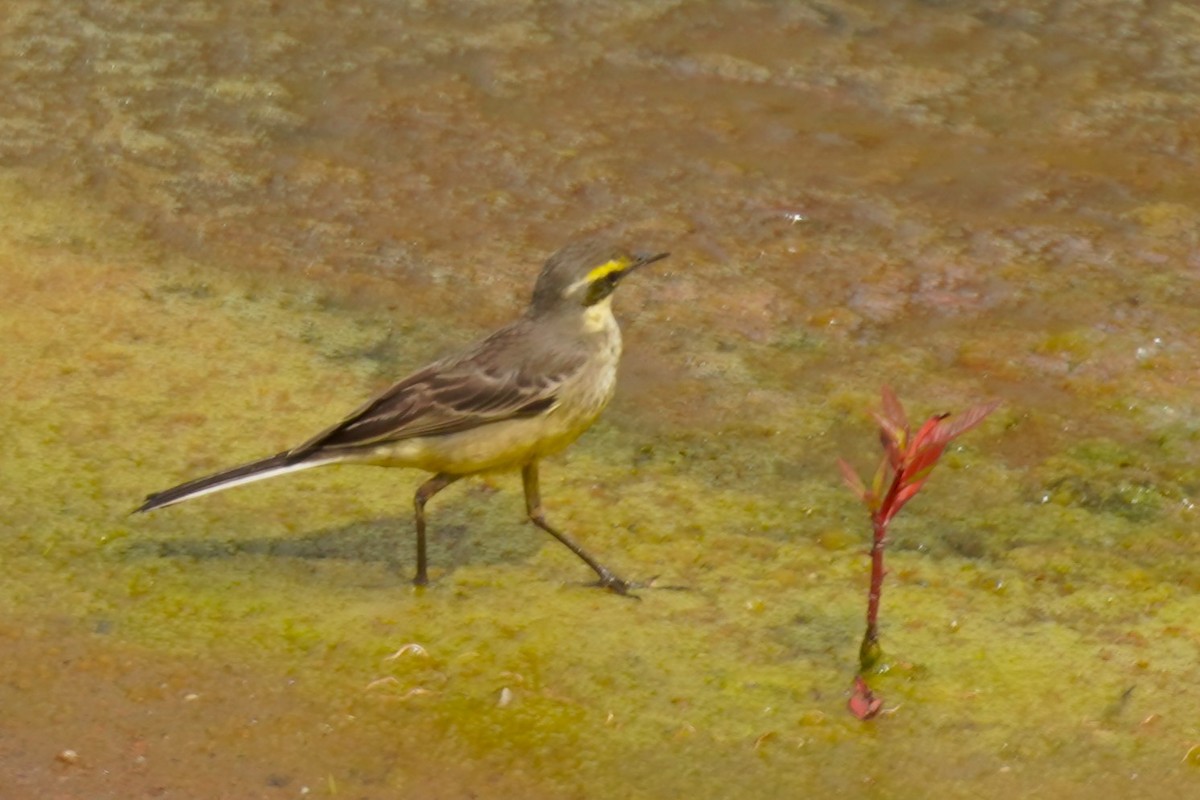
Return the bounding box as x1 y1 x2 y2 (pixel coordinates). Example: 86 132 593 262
628 251 670 274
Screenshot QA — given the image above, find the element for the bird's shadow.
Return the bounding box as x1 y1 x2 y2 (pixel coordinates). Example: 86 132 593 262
122 515 542 578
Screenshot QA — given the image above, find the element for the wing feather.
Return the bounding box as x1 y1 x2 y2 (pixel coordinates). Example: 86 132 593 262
290 320 580 456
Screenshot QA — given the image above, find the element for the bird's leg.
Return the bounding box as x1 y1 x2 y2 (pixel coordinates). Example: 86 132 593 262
412 473 460 586
521 461 633 595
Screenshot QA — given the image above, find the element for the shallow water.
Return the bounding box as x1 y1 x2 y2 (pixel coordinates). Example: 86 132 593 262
1 1 1198 797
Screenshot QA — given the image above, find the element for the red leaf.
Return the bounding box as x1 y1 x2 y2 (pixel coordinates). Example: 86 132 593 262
909 414 950 457
838 458 868 501
872 411 907 466
874 386 911 460
848 675 884 720
929 400 1000 445
888 480 927 518
883 482 926 525
903 442 947 481
879 385 908 431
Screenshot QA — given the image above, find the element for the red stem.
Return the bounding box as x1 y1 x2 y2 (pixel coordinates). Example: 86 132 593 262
862 466 907 664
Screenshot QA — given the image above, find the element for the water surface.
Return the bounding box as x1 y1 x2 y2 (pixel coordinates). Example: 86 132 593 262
1 1 1198 797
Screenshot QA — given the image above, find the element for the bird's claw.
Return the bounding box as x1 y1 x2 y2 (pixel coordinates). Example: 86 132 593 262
589 572 639 598
587 572 689 598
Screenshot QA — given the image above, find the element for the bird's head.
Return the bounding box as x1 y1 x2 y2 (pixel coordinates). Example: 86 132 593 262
529 239 669 316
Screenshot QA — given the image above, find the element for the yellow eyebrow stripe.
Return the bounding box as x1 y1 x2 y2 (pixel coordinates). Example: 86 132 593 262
585 257 633 283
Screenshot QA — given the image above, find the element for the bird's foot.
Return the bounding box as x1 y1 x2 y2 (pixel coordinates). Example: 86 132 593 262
586 571 690 597
579 568 636 598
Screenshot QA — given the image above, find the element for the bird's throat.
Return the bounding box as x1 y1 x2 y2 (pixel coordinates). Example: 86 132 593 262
582 295 616 333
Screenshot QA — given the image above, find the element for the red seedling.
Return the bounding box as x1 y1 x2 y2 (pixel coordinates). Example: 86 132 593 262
840 386 998 719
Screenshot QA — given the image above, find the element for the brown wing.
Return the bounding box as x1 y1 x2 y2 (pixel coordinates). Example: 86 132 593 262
290 320 583 456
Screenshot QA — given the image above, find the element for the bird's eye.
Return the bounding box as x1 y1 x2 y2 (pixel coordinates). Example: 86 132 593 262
584 271 619 305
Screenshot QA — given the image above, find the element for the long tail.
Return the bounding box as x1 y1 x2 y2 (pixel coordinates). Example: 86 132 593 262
135 451 336 513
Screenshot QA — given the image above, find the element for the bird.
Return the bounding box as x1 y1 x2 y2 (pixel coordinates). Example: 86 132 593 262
136 239 669 594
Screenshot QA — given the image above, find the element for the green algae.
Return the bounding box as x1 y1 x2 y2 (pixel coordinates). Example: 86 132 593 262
2 171 1199 799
